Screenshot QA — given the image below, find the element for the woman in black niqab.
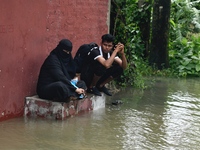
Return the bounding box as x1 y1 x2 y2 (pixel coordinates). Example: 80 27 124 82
37 39 86 102
51 39 76 79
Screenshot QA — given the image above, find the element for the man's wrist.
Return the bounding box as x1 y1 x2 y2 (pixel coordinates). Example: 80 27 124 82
120 53 125 56
113 50 118 55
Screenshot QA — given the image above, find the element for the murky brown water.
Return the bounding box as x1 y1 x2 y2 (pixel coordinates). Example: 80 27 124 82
1 77 200 150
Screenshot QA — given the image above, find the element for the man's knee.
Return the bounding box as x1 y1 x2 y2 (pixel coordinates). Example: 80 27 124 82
111 66 123 78
94 66 106 76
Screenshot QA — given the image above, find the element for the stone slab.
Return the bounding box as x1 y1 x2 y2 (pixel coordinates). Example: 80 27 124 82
24 94 105 120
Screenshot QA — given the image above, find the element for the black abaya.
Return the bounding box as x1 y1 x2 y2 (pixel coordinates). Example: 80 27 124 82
37 39 82 101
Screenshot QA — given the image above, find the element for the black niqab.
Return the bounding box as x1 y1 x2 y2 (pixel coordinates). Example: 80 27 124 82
51 39 76 79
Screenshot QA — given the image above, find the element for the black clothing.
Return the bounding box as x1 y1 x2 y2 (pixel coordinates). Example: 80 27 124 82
37 39 85 102
74 42 98 73
80 46 123 88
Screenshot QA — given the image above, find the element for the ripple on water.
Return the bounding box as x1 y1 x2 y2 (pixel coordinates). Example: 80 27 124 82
162 91 200 149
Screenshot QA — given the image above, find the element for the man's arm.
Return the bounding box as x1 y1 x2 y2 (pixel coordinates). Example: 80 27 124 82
114 43 127 70
96 44 122 68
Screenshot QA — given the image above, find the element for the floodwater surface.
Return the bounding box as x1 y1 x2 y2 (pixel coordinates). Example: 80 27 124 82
1 77 200 150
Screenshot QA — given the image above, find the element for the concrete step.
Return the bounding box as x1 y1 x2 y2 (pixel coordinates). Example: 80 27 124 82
24 94 105 120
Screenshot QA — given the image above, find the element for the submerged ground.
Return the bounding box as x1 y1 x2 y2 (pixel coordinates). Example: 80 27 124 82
0 77 200 150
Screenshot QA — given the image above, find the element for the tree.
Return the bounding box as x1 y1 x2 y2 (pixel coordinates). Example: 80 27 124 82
138 0 152 58
149 0 171 69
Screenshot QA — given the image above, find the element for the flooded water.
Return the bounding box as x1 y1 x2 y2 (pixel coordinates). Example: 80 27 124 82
1 77 200 150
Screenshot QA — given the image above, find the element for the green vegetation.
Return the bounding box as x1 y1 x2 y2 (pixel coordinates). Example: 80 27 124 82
169 0 200 77
111 0 200 88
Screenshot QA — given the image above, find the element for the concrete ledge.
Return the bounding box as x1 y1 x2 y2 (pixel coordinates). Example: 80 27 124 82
24 94 105 120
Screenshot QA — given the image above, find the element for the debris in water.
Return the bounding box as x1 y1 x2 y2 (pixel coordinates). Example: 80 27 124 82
111 100 123 105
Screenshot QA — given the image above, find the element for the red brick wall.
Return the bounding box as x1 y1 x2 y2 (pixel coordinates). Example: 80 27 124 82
0 0 110 121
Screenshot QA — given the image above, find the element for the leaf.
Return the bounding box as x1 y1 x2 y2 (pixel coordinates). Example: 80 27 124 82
195 64 200 72
170 19 176 28
191 56 198 60
181 58 191 65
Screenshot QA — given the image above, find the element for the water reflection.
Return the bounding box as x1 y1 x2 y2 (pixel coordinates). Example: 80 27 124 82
107 77 200 150
1 77 200 150
164 91 200 149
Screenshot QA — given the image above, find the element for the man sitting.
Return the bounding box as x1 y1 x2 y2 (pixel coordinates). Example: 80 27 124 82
80 34 127 96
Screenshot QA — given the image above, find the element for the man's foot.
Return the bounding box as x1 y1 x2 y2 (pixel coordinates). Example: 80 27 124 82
87 87 102 96
97 86 112 96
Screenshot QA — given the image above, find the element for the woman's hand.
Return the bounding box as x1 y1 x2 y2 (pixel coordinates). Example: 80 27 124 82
75 88 85 95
